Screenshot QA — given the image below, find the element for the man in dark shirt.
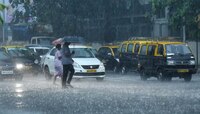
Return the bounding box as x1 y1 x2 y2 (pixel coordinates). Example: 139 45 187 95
61 42 75 88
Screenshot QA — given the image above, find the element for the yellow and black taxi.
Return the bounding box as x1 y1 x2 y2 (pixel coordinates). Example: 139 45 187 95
118 39 150 74
138 41 197 82
0 48 23 81
0 45 41 76
97 45 120 72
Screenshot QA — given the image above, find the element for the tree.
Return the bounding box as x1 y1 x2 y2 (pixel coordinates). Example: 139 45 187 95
0 3 6 24
152 0 200 40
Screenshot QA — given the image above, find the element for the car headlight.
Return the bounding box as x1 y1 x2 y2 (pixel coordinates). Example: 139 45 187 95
167 60 175 65
73 62 82 69
34 59 39 64
16 64 24 69
99 62 105 69
189 60 195 65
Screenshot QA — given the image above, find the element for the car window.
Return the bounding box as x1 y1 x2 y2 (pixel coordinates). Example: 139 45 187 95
98 48 106 55
106 48 112 54
134 44 140 53
50 48 56 56
158 44 164 55
112 48 119 56
121 44 127 53
140 45 147 55
127 44 134 53
147 45 156 56
35 49 50 55
32 39 36 44
0 51 11 60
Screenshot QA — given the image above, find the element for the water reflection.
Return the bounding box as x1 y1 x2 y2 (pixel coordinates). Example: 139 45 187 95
15 83 24 108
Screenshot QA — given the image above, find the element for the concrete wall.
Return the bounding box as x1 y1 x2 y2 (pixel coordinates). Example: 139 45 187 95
188 41 200 65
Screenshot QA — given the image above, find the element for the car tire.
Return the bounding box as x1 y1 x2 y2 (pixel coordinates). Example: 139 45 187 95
121 66 127 75
44 66 52 80
157 70 165 81
96 77 104 81
184 74 192 82
140 69 147 81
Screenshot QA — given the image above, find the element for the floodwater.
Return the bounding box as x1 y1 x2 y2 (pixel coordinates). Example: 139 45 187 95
0 72 200 114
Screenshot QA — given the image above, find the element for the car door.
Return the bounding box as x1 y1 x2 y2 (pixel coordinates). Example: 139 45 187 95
126 43 134 69
146 45 156 72
98 47 106 61
119 43 127 67
44 48 56 75
133 43 140 69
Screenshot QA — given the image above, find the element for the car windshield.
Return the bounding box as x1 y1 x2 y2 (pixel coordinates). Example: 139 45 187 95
7 48 35 57
38 38 53 45
113 48 119 56
166 44 192 55
0 51 11 60
35 49 49 55
71 48 95 58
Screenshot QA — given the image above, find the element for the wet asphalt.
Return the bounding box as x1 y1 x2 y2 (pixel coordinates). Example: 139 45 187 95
0 72 200 114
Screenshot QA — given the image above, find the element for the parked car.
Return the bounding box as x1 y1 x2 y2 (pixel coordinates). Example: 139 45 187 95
97 45 120 72
43 45 105 80
1 46 41 76
25 44 51 58
118 39 148 74
0 48 23 81
138 41 197 82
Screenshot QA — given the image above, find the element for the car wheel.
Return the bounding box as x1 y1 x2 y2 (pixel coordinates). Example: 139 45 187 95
96 77 104 81
157 70 165 81
44 66 52 80
140 69 147 81
184 74 192 82
121 66 127 75
15 75 23 81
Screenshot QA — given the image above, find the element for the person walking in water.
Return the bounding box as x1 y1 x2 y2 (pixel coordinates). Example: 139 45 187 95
53 44 63 84
61 41 75 88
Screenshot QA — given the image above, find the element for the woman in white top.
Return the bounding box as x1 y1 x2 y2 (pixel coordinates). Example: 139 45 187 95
53 44 63 84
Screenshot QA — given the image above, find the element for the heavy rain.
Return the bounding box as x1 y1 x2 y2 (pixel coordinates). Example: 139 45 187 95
0 0 200 114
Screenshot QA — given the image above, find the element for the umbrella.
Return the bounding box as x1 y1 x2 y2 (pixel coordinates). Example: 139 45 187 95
52 38 63 45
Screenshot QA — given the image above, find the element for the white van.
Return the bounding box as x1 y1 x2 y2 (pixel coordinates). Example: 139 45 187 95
30 36 55 46
43 45 105 81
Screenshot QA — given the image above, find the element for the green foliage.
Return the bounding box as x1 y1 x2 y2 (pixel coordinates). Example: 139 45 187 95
152 0 200 39
0 3 6 24
10 0 36 24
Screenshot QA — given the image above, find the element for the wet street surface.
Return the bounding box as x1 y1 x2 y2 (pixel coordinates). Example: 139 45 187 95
0 72 200 114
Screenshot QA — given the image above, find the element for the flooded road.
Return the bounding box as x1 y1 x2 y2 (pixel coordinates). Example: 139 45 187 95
0 72 200 114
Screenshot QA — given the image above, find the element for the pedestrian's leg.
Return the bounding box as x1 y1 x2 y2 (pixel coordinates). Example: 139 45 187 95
67 64 75 84
62 65 69 88
53 75 57 84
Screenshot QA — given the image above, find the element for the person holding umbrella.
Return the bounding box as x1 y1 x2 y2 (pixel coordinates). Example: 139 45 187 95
61 41 75 88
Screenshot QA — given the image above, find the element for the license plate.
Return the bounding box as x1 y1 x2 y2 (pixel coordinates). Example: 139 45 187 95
1 70 14 75
177 69 189 73
87 69 96 73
